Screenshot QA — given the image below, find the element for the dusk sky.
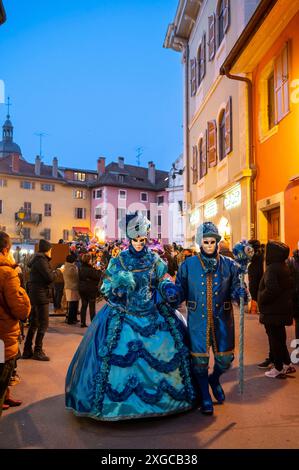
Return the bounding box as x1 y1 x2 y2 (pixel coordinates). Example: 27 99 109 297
0 0 182 172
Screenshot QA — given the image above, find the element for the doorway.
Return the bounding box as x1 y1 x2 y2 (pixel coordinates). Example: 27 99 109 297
267 207 280 241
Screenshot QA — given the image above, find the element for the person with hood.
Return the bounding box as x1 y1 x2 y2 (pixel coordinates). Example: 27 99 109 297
286 243 299 349
257 241 295 378
175 222 244 415
248 239 264 319
22 239 55 361
0 231 31 415
78 253 102 327
65 212 195 421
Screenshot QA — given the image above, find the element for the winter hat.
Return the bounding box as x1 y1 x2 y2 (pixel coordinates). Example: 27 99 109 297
265 240 290 265
38 239 52 253
196 222 221 245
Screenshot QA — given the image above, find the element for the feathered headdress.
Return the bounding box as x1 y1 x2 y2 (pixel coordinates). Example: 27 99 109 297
119 211 151 240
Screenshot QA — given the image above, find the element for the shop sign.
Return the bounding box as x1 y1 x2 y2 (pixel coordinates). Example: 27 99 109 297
224 185 241 210
204 200 217 218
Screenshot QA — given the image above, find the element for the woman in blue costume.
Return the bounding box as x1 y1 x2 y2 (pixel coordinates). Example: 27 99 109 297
65 212 195 421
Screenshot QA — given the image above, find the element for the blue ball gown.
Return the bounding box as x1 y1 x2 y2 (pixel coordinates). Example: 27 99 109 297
65 245 196 421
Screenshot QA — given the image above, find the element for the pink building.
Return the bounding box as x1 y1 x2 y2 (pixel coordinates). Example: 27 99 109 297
91 157 169 243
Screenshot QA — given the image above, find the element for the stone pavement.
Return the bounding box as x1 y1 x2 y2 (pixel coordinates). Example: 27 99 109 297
0 304 298 449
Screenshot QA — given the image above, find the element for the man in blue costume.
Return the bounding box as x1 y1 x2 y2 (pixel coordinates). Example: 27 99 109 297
175 222 243 415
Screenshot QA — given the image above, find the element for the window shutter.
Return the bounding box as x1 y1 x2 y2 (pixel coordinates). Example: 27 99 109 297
282 43 290 116
208 14 216 61
202 130 208 177
32 182 35 189
208 120 217 167
190 58 197 96
223 0 230 33
225 96 233 155
274 42 290 122
192 145 198 184
200 33 206 82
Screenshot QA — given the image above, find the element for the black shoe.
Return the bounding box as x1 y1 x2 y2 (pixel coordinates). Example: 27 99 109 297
33 350 50 361
80 324 87 328
258 358 273 369
21 349 33 359
208 376 225 403
200 399 214 415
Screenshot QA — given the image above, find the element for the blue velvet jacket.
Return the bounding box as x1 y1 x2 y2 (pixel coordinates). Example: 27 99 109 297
175 254 241 357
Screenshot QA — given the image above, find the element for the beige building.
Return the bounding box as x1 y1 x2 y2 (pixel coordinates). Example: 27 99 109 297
164 0 260 247
0 114 92 245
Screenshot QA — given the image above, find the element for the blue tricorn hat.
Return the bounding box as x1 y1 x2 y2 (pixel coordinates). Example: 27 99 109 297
119 211 151 240
196 221 221 245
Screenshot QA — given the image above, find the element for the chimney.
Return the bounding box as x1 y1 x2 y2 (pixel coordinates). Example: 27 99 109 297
148 161 156 185
35 155 41 176
52 157 58 178
97 156 106 178
118 156 125 169
11 153 20 173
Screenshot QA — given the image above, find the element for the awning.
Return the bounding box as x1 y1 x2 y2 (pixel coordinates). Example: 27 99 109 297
72 227 90 234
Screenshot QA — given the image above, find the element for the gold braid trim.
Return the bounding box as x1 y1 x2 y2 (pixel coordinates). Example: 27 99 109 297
191 352 210 357
214 350 235 357
206 273 213 353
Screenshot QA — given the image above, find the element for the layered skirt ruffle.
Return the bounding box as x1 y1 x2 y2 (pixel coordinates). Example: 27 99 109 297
65 303 196 421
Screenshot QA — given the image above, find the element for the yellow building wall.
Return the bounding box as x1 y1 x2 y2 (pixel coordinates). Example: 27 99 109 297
0 174 90 243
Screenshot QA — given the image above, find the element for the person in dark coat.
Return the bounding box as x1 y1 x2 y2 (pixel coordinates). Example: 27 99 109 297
163 244 178 277
287 245 299 348
78 254 102 327
248 239 264 319
53 263 65 313
22 240 55 361
257 240 295 378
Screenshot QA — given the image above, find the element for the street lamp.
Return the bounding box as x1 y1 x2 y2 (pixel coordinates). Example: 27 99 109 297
16 207 26 244
17 207 26 220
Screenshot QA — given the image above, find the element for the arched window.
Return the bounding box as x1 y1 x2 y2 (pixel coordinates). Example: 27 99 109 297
219 110 226 161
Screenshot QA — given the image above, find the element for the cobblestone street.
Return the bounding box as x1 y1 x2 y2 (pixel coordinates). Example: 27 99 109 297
0 305 298 449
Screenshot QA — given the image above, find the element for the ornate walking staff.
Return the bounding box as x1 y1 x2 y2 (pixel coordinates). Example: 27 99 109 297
232 241 254 394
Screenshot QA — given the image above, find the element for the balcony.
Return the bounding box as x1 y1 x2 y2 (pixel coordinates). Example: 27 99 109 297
15 212 42 225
